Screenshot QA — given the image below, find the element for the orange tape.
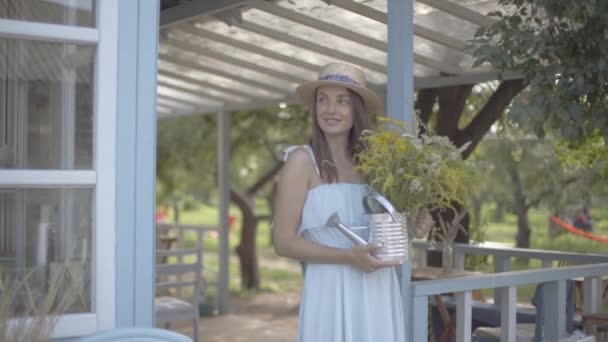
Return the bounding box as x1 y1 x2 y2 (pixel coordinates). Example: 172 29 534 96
550 215 608 243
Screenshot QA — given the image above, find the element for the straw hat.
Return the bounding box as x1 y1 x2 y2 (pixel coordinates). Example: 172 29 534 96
295 62 381 115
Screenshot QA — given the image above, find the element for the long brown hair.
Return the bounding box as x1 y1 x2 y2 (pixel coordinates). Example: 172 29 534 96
309 88 370 183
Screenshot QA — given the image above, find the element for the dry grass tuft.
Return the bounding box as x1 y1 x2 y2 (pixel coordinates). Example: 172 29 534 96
0 262 87 341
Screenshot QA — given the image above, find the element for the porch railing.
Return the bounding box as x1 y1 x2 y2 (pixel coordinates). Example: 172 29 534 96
409 241 608 342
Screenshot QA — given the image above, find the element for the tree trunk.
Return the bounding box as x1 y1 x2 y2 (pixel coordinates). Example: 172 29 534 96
493 198 505 222
267 182 278 246
231 189 259 289
472 197 482 232
515 206 531 249
506 157 530 248
172 199 180 223
229 161 284 290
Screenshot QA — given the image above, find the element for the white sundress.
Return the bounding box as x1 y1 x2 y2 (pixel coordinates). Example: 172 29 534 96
283 145 405 342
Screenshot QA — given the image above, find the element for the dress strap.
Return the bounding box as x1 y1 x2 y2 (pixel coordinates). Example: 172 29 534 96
283 145 321 177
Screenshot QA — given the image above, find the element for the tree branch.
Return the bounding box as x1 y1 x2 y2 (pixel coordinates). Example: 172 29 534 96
246 161 284 196
455 79 525 159
525 176 581 210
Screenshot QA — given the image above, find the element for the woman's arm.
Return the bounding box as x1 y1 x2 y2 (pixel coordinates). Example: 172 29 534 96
272 148 398 272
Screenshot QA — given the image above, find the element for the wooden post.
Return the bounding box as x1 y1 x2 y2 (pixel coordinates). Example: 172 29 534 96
583 276 601 314
493 255 510 305
500 286 517 342
218 110 231 314
454 251 466 271
177 227 184 297
456 291 472 342
411 296 428 342
543 280 567 341
387 0 414 338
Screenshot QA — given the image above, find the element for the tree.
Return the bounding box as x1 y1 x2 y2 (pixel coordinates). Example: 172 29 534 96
462 0 608 249
473 0 608 145
156 105 310 289
556 133 608 180
420 0 607 261
475 129 588 248
157 115 217 221
228 106 310 289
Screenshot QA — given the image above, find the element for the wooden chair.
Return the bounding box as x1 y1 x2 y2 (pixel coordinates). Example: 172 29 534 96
582 313 608 342
155 247 202 342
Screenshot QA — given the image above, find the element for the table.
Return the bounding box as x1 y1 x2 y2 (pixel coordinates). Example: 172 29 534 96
581 313 608 341
412 266 487 301
412 267 487 342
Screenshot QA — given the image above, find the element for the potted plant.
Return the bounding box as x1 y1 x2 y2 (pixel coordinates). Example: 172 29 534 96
198 277 216 317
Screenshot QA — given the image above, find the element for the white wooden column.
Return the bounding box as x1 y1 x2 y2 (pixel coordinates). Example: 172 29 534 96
543 280 567 341
493 255 510 305
500 286 517 342
411 296 428 342
387 0 414 339
387 0 415 130
217 110 231 314
456 291 472 342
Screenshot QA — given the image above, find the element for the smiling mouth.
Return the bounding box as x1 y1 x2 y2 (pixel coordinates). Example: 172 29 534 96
324 118 342 125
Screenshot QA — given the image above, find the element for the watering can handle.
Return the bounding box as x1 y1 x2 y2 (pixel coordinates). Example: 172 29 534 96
362 191 401 222
325 212 368 246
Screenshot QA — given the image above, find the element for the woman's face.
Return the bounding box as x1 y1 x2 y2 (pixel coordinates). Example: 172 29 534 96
315 85 354 137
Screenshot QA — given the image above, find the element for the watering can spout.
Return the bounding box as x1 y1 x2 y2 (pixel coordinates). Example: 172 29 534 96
325 212 368 246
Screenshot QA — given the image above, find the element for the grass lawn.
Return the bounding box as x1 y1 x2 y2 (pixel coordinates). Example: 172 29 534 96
477 202 608 253
162 200 608 305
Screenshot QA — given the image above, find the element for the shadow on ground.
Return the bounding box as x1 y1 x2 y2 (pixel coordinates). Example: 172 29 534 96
172 291 300 342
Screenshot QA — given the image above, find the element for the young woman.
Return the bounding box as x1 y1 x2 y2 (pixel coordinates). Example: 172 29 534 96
273 63 405 341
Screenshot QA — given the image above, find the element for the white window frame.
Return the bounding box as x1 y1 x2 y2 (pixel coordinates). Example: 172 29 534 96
0 0 118 338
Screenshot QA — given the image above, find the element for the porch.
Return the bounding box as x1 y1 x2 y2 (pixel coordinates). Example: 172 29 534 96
157 220 608 341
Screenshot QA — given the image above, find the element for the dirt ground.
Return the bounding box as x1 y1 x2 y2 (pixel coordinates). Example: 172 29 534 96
174 291 301 342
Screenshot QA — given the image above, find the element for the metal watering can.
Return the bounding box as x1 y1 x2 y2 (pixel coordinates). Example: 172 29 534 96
325 191 407 262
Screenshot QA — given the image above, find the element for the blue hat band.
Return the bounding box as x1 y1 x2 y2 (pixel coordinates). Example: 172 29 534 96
318 74 360 86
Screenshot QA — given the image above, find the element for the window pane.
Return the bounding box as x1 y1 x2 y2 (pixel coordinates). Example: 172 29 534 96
0 38 95 170
0 0 96 27
0 187 92 317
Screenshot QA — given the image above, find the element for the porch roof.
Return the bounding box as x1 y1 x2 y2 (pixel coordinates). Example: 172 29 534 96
157 0 518 119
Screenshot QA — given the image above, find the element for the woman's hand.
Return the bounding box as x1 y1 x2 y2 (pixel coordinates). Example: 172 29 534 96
347 244 402 273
